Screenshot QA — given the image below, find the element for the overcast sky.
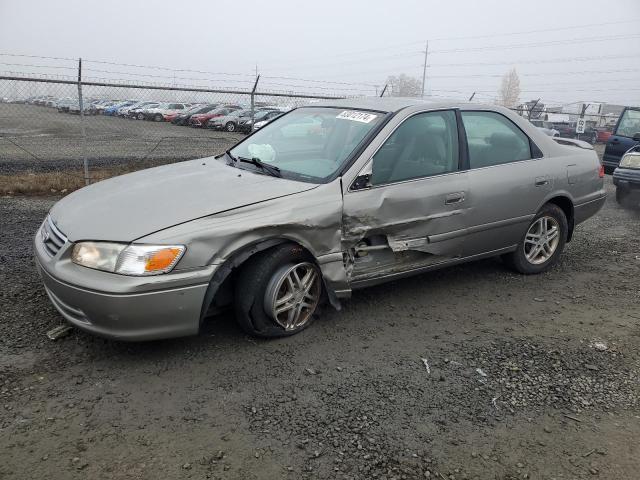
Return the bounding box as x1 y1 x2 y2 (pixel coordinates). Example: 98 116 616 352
1 0 640 106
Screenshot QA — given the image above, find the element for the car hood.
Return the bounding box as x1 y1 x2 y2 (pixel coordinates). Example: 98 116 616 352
50 158 317 242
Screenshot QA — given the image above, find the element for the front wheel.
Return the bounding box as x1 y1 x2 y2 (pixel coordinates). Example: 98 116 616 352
234 244 323 337
503 203 568 274
137 113 144 120
154 113 163 122
225 121 236 132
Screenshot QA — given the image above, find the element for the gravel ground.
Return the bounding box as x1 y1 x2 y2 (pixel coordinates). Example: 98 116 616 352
1 161 640 478
0 104 243 174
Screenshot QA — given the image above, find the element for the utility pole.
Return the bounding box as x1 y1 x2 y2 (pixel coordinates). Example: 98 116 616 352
421 40 429 98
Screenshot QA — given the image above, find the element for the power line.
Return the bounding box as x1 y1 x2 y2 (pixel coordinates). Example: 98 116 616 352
429 33 640 54
429 53 640 68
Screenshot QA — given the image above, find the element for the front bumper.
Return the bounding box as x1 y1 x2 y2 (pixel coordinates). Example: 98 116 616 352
613 167 640 190
34 229 215 341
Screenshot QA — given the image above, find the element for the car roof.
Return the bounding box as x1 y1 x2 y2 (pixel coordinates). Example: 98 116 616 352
308 97 480 114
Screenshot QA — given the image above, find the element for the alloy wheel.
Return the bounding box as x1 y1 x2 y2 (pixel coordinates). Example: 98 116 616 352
264 262 321 331
524 216 560 265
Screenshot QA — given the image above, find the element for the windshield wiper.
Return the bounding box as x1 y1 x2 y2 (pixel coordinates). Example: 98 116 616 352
237 156 282 177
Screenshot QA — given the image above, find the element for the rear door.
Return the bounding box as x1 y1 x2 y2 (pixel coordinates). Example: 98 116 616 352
603 107 640 168
342 109 470 284
461 110 549 256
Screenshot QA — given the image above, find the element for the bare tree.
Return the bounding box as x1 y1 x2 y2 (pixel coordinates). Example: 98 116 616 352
498 68 520 108
385 74 422 97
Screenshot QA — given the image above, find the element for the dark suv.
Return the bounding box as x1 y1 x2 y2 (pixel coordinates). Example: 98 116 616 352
603 106 640 173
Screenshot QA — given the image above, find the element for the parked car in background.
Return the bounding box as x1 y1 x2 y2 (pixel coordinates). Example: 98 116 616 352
142 102 190 121
603 106 640 173
127 102 160 119
252 110 285 131
35 99 605 341
93 100 120 115
163 104 206 123
530 119 559 137
237 109 280 133
117 101 152 117
613 145 640 207
105 100 137 116
190 105 242 128
595 127 613 144
171 104 219 125
68 101 97 115
56 98 75 113
552 122 597 144
207 108 252 131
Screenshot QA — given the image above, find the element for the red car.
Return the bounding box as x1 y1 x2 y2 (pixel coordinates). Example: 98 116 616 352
596 128 613 143
189 105 242 127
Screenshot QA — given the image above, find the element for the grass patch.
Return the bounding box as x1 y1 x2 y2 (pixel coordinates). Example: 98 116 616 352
0 165 147 196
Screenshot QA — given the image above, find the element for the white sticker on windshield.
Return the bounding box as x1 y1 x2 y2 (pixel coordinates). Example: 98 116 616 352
336 110 378 123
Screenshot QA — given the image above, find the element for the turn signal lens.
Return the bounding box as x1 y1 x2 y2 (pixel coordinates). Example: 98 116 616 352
116 245 186 276
598 165 605 178
145 247 184 272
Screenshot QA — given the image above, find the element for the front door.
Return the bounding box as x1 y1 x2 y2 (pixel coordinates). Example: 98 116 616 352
603 107 640 169
342 109 469 284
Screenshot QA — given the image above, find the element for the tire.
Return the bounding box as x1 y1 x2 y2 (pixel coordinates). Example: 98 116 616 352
234 244 323 338
154 113 163 122
137 113 144 120
225 122 236 132
503 203 568 274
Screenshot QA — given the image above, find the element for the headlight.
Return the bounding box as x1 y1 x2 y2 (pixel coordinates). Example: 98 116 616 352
619 152 640 169
71 242 185 276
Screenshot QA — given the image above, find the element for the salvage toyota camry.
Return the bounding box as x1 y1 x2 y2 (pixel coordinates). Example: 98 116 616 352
35 98 606 341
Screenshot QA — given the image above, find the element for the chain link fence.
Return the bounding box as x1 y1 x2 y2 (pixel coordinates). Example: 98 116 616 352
0 73 347 194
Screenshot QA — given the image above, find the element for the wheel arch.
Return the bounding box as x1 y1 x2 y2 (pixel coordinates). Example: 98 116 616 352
543 195 575 241
199 237 340 325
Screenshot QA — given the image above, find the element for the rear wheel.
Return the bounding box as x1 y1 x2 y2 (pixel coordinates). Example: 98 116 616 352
234 244 323 337
137 112 144 120
503 203 568 274
154 113 163 122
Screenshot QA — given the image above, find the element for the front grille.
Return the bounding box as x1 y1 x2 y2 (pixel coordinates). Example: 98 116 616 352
41 215 67 257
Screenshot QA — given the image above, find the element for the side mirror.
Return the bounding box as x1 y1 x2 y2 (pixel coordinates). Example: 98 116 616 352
351 173 372 191
633 132 640 142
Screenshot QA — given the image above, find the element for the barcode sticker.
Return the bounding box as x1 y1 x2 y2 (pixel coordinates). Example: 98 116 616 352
336 110 378 123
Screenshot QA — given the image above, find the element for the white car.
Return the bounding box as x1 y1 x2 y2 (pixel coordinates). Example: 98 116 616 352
142 102 190 122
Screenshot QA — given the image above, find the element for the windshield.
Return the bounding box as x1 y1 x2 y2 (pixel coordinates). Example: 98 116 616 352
616 108 640 138
229 107 384 182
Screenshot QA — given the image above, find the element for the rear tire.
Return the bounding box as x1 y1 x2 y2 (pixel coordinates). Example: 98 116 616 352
154 113 163 122
234 244 323 338
503 203 568 274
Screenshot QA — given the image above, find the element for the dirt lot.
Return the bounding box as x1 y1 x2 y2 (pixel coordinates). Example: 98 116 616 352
1 160 639 479
0 104 242 174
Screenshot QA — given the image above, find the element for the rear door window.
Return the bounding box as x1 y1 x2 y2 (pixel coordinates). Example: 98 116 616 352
461 111 532 169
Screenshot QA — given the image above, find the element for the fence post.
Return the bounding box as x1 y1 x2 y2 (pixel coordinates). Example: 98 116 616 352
77 58 89 185
250 74 260 132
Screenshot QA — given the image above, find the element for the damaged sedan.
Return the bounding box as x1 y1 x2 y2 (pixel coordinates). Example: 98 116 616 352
34 98 606 341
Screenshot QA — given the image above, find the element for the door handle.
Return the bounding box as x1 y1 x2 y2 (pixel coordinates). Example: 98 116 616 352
445 192 465 205
535 176 550 186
